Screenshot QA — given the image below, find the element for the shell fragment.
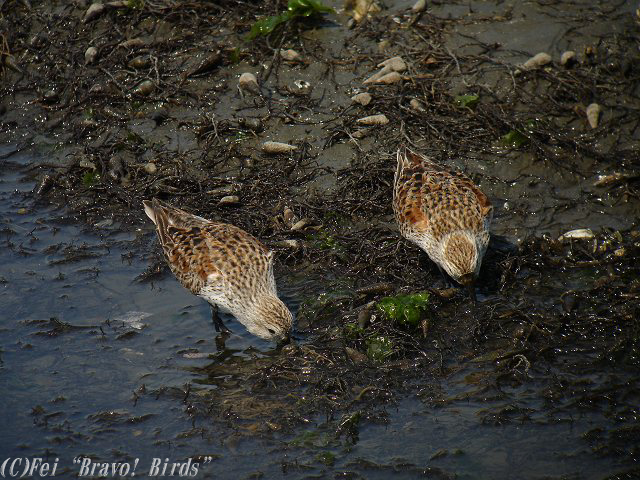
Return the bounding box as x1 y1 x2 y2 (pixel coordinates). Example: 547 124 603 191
262 141 297 153
522 52 552 70
586 103 601 129
357 114 389 125
558 229 594 241
238 72 259 94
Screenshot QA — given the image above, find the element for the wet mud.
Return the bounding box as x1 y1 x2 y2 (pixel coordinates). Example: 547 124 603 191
1 0 640 478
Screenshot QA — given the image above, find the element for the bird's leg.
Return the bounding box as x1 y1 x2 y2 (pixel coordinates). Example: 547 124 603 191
211 304 231 333
214 332 229 352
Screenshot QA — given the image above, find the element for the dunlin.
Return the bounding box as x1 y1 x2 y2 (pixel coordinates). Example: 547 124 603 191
143 198 292 342
393 147 492 297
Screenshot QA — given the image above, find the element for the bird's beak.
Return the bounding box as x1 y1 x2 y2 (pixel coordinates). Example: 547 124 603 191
466 281 477 304
459 274 477 304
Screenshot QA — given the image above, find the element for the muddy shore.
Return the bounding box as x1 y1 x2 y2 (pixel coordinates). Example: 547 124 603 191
1 0 640 478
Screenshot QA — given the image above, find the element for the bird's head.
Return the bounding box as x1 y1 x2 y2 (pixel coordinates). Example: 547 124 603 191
247 296 293 342
440 230 489 297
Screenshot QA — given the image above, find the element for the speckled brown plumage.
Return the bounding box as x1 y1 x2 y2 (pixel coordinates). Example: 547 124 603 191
143 198 292 341
393 148 492 287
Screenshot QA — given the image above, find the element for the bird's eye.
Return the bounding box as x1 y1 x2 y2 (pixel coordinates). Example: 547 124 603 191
267 328 276 335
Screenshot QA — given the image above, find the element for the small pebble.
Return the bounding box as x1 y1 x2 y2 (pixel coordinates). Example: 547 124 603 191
279 49 300 61
351 92 372 106
412 0 426 12
409 98 425 112
143 162 157 174
219 195 239 205
83 2 105 23
85 46 98 65
238 117 263 132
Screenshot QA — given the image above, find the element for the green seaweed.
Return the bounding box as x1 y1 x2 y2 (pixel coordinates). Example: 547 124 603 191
247 0 335 40
343 321 365 339
315 451 335 466
500 129 528 148
366 336 394 363
501 120 536 148
376 292 430 328
82 171 100 186
455 94 479 108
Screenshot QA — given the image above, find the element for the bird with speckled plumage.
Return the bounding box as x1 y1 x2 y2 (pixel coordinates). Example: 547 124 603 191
143 198 292 342
393 147 492 298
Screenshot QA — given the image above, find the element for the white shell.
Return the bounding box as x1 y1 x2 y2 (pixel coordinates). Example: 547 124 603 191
219 195 240 205
357 114 389 125
351 92 372 106
560 50 576 66
377 56 406 72
274 239 301 249
283 207 297 226
412 0 426 12
372 71 403 84
83 2 105 23
522 52 552 70
239 72 259 93
143 162 157 174
409 98 425 112
262 141 297 153
118 38 146 49
363 71 384 84
85 46 98 65
558 228 594 241
291 218 310 231
280 49 300 61
586 103 601 128
593 172 628 187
